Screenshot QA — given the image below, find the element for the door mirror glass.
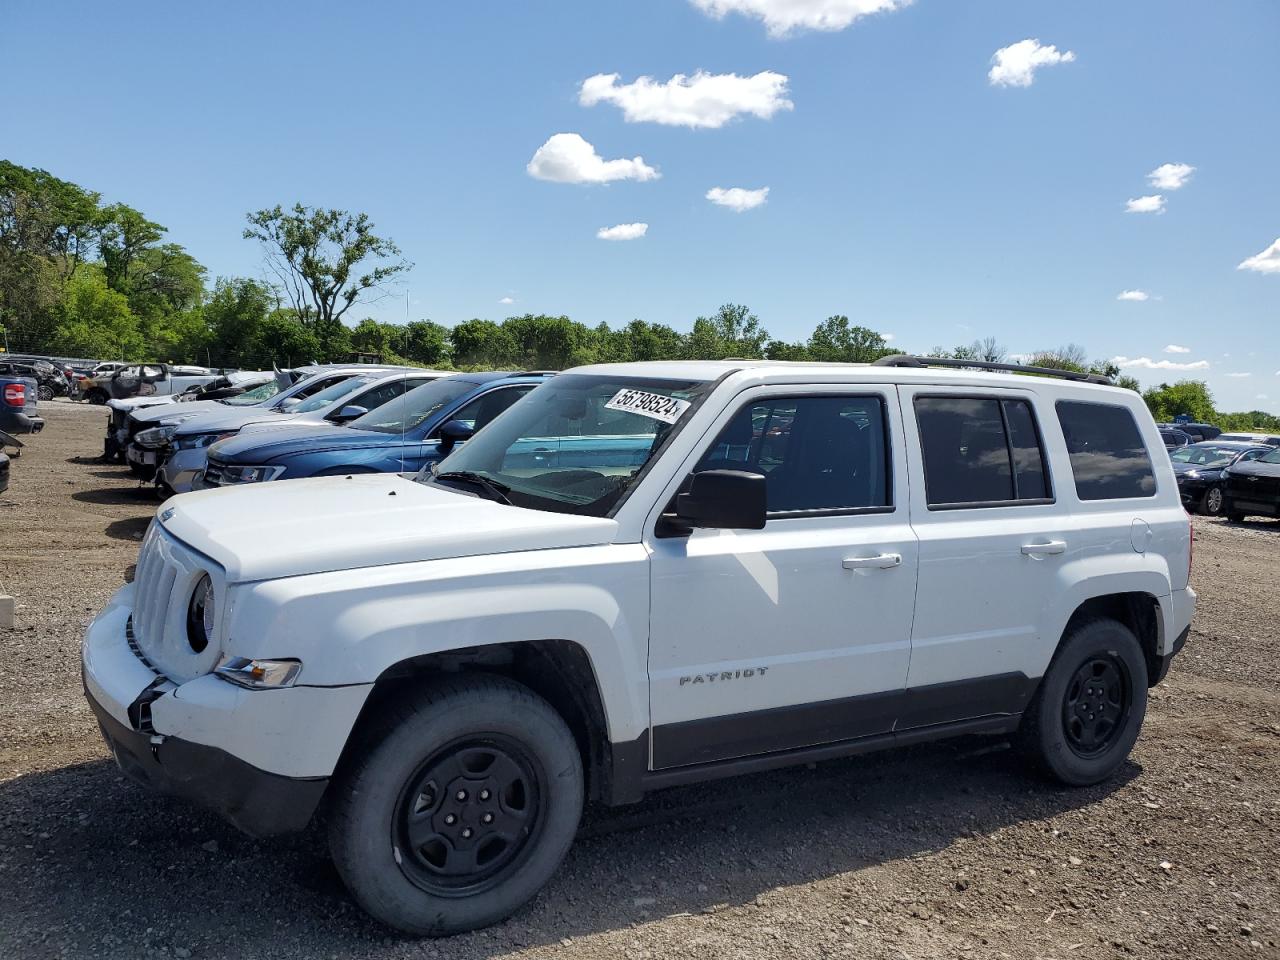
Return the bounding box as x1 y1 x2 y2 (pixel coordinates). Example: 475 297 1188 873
676 469 767 530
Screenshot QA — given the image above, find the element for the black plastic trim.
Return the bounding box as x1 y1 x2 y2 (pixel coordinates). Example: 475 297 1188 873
650 672 1038 770
85 683 326 837
1151 625 1190 685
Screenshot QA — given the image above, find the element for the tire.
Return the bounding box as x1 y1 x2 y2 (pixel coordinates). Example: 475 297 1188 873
1199 485 1225 516
328 674 583 936
37 384 53 402
86 389 108 405
1227 511 1246 523
1017 617 1148 786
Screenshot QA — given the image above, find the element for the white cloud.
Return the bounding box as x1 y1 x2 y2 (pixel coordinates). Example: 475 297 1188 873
1111 355 1210 371
1126 195 1166 214
596 222 649 241
883 333 896 342
1116 289 1150 301
988 39 1076 88
706 186 770 212
1226 372 1252 378
1237 238 1280 274
1149 162 1195 191
579 71 792 129
527 133 659 184
689 0 910 36
498 296 515 305
1163 344 1190 354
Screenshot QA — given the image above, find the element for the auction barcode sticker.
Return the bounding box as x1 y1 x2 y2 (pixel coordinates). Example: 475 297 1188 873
605 389 691 424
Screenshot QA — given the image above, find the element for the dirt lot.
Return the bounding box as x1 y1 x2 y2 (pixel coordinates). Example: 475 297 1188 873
1 400 1277 960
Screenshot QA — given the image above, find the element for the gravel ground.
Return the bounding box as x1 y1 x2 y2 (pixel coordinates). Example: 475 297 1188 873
1 400 1278 960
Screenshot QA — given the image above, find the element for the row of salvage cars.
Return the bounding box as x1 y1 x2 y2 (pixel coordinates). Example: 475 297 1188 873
104 364 554 496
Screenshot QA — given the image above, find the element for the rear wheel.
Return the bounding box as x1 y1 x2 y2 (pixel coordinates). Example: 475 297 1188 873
37 384 53 401
1017 618 1147 786
1200 485 1224 516
329 675 583 936
85 389 108 405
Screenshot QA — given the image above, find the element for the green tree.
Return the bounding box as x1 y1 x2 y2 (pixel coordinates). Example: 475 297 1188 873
685 303 770 359
450 318 514 368
97 203 166 296
249 310 323 368
244 203 411 359
806 315 895 363
392 320 451 366
1142 380 1217 423
203 278 274 367
51 269 144 359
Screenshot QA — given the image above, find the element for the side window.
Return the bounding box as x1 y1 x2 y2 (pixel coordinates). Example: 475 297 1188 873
347 379 416 415
695 395 890 514
914 396 1051 508
449 386 536 432
292 376 342 400
1056 400 1156 500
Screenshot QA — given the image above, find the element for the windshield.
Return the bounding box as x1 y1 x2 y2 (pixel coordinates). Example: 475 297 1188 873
1170 445 1240 467
292 376 373 413
222 380 282 406
425 373 712 517
1261 447 1280 465
352 377 475 434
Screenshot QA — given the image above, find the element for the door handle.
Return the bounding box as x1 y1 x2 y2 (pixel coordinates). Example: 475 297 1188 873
842 553 902 570
1021 540 1067 556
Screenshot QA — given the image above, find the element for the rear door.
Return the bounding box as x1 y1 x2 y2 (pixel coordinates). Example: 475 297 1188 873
899 387 1065 722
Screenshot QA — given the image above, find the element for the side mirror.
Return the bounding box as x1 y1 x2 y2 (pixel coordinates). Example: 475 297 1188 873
437 419 475 453
675 469 767 531
331 404 368 423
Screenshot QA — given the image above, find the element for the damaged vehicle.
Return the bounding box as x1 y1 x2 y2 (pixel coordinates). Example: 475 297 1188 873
84 357 1194 936
82 363 219 406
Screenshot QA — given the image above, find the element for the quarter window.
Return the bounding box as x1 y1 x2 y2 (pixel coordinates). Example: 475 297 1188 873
695 396 890 514
1056 401 1156 500
914 396 1051 507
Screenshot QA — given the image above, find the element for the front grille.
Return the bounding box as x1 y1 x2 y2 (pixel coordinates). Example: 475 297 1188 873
125 615 161 675
1228 475 1280 500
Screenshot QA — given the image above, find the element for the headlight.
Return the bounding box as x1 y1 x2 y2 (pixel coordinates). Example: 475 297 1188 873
136 425 178 448
1183 470 1199 479
186 574 215 653
220 464 286 484
215 656 302 689
175 431 235 450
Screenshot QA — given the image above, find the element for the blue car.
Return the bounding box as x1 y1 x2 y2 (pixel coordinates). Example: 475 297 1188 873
200 372 553 487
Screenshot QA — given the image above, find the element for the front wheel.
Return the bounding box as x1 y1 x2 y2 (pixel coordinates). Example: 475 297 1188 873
1200 485 1225 516
38 384 54 401
329 675 583 936
1017 618 1148 786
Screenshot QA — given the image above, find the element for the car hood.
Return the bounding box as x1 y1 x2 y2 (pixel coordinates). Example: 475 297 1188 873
109 396 176 413
211 423 404 463
168 407 295 436
130 398 238 424
1228 459 1280 478
1171 461 1224 476
159 474 618 583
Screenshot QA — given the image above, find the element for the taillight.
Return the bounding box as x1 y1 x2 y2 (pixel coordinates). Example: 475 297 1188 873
3 384 24 407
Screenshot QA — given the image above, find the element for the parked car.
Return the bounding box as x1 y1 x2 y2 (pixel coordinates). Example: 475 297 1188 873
82 363 220 405
1215 432 1280 447
104 365 396 463
0 359 67 401
201 372 552 488
140 368 447 494
1222 445 1280 521
1159 426 1192 451
0 375 44 434
84 355 1195 935
1169 441 1272 515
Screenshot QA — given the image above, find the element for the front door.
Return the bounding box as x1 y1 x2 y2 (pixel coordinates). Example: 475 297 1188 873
647 385 919 769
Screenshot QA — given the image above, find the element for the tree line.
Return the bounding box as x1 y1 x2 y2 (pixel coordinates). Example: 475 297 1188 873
1 159 1275 431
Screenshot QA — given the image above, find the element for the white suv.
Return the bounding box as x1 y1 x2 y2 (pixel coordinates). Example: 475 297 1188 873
82 357 1195 936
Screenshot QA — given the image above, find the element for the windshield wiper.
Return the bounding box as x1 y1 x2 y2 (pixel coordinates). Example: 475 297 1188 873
433 470 513 505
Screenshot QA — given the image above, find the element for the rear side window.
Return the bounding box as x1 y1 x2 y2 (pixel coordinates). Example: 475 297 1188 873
1056 401 1156 500
914 396 1051 508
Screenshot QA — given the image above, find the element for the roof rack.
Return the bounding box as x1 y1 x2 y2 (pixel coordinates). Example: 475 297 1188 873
872 354 1113 386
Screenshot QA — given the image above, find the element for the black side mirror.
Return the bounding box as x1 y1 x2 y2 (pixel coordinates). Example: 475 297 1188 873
331 404 368 423
438 419 475 453
674 469 767 531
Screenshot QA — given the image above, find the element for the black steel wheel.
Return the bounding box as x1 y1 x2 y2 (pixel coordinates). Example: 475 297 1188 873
394 738 545 897
1017 617 1147 786
1061 655 1129 758
329 674 583 936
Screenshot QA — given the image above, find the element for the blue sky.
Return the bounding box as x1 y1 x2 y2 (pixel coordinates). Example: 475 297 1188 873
4 0 1278 411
